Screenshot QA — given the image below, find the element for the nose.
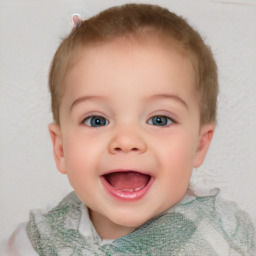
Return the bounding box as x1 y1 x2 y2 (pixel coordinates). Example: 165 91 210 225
108 125 147 154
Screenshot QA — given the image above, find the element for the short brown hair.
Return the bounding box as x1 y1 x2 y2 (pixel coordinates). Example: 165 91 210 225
49 3 218 125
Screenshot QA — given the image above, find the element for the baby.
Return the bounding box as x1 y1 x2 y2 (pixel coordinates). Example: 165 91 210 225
8 3 255 255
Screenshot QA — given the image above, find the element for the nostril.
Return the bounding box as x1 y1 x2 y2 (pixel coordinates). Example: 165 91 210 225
109 136 147 154
114 147 139 152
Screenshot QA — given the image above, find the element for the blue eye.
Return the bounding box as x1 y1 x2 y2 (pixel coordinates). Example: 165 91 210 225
83 116 109 127
147 116 173 126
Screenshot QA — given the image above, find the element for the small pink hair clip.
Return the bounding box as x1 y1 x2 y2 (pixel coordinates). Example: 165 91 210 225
72 14 83 29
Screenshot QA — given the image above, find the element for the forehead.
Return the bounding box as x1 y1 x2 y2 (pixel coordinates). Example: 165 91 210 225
66 34 192 76
64 37 197 97
58 37 201 126
59 38 201 126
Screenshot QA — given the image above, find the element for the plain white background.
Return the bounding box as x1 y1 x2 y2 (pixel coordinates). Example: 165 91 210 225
1 0 256 247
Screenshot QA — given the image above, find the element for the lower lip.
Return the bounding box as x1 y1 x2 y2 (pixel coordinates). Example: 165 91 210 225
100 175 154 201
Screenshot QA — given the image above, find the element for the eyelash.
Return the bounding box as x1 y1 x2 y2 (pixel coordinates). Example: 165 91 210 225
81 114 176 128
82 115 109 127
147 115 174 127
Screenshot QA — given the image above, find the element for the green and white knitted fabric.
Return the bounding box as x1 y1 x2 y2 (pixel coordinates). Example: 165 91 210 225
26 189 255 255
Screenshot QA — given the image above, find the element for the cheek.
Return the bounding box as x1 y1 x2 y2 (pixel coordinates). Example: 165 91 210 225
158 139 196 199
156 132 197 179
62 138 97 194
160 131 197 161
62 132 108 175
62 135 93 174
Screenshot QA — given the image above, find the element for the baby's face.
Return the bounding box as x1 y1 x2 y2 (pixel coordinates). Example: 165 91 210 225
50 38 214 239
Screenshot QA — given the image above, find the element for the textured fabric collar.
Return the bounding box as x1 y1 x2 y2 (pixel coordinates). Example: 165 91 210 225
26 188 255 255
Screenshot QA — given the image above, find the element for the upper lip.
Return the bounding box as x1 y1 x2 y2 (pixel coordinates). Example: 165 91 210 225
101 169 153 177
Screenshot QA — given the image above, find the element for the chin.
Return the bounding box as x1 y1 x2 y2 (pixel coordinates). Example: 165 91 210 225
109 210 154 229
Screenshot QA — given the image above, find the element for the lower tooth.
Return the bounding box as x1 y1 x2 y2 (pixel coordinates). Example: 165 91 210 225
116 185 145 192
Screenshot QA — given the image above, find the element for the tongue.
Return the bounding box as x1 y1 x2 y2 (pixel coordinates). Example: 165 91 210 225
105 171 150 191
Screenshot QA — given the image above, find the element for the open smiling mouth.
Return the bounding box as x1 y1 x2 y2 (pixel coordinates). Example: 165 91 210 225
101 171 154 200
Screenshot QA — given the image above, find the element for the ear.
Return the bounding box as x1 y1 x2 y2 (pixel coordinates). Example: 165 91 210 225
193 123 215 168
48 123 67 174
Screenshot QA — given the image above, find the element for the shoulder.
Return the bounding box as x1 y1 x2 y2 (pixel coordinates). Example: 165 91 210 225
6 223 38 256
214 193 256 254
26 191 86 255
174 187 256 255
6 192 81 256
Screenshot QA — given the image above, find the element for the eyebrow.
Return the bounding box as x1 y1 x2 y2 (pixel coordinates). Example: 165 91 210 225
149 94 188 109
70 96 107 111
70 94 188 111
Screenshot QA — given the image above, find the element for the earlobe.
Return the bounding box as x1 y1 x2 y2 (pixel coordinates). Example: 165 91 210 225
193 123 215 168
48 123 67 174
